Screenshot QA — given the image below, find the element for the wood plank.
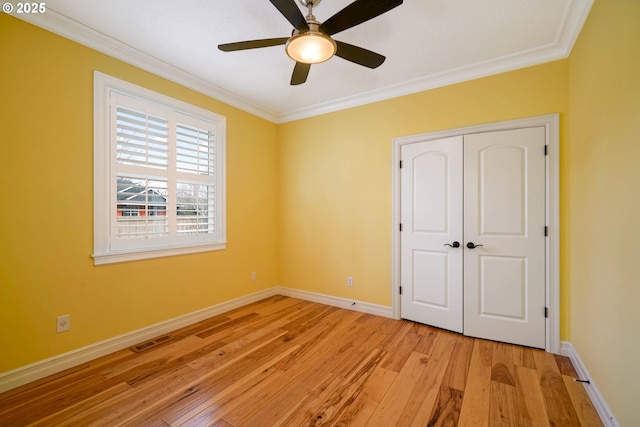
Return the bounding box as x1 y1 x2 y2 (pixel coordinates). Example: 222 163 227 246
27 383 133 427
51 365 203 426
178 372 289 426
489 380 526 427
513 345 524 367
522 348 538 370
277 347 387 426
396 331 459 427
512 346 539 371
380 321 421 372
555 354 579 377
170 315 232 339
102 335 211 380
321 321 400 381
458 339 493 427
491 342 516 387
413 324 440 355
186 328 288 372
274 309 365 372
441 334 475 391
141 355 259 425
220 375 308 427
159 337 303 425
274 373 345 426
251 295 307 316
427 385 465 427
423 334 474 427
246 305 341 363
531 348 548 382
123 412 171 427
534 350 582 427
194 313 261 339
398 331 457 426
490 351 551 427
0 349 133 414
172 346 299 426
515 365 551 427
563 375 604 427
219 295 294 320
364 351 430 426
0 374 123 425
331 365 397 426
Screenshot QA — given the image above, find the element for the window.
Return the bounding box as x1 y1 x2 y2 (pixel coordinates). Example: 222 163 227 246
93 72 225 265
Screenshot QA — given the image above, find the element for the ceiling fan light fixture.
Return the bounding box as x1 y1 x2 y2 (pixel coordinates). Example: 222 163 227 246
286 30 336 64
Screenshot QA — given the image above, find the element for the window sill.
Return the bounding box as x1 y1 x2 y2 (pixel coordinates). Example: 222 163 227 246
92 242 226 265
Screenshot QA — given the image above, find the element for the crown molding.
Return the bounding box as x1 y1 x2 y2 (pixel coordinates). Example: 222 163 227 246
278 44 568 122
15 0 593 124
14 10 279 123
277 0 594 123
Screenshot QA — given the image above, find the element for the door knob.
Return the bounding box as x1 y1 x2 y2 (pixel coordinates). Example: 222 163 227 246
443 241 460 248
466 242 484 249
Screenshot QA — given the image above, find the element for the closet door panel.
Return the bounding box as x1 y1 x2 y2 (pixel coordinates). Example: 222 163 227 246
400 136 463 333
463 127 546 349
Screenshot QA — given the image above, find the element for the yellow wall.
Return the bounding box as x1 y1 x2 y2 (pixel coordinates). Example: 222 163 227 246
2 2 639 423
278 61 570 310
568 1 640 425
0 14 280 372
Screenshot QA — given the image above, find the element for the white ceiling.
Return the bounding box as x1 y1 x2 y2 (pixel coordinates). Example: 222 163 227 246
17 0 593 123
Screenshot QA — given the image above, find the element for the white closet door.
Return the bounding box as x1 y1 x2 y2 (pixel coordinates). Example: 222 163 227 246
463 127 546 348
400 136 463 333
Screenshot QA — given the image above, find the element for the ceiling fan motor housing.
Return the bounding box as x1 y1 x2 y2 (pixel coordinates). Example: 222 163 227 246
286 22 337 64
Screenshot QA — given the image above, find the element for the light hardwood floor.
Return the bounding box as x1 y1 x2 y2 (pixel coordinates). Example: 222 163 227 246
0 296 603 426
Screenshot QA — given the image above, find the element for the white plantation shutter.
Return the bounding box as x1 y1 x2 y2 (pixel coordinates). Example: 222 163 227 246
176 123 214 175
93 72 226 264
177 181 215 234
116 106 169 170
175 121 216 236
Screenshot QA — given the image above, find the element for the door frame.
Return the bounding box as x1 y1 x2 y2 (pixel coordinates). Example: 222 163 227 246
391 114 560 353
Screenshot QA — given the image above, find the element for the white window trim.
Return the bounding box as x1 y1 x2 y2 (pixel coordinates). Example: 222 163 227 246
93 71 226 265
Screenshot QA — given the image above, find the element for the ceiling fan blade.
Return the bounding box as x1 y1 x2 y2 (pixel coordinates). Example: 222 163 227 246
291 62 311 85
269 0 309 31
218 37 289 52
319 0 403 36
335 41 385 68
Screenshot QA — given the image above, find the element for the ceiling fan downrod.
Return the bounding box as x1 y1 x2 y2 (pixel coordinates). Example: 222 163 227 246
298 0 322 23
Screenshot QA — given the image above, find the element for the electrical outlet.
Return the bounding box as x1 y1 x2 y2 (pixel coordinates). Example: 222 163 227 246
56 314 70 333
347 277 353 287
251 272 257 281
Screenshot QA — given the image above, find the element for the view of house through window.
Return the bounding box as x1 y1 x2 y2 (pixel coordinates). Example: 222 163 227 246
93 72 226 264
114 105 216 240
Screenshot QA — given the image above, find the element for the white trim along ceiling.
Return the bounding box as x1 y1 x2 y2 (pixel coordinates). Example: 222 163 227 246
14 0 593 123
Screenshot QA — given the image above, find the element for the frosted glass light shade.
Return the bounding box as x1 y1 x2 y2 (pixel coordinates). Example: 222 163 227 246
286 32 337 64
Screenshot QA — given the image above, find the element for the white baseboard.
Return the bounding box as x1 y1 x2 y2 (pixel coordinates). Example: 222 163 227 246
274 286 393 318
0 287 391 393
0 287 279 394
560 341 620 427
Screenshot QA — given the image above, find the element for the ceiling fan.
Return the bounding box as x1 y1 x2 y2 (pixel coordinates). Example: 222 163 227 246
218 0 403 85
